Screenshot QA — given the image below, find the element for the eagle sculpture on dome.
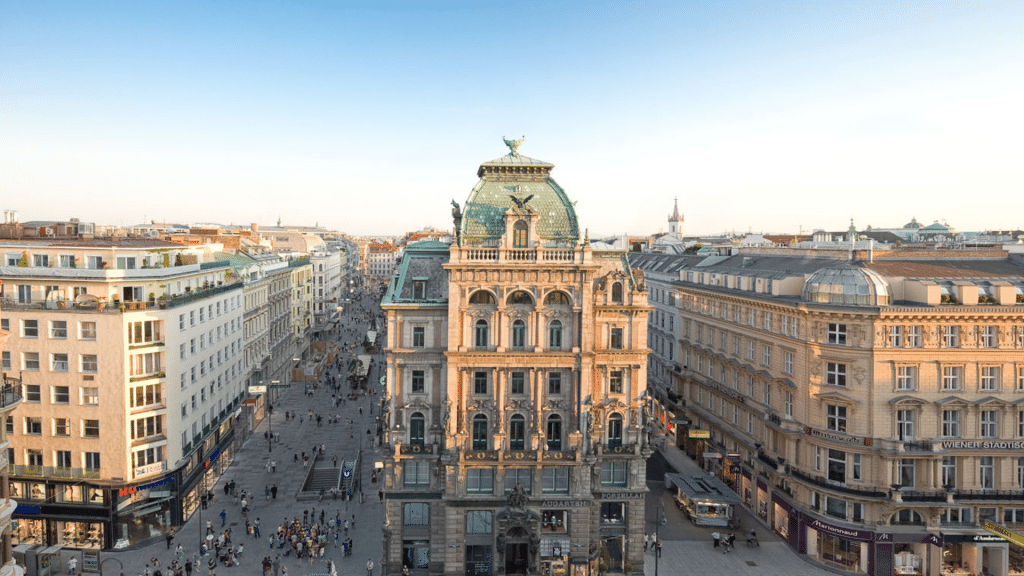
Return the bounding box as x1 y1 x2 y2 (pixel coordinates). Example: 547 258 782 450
509 194 534 210
503 135 525 155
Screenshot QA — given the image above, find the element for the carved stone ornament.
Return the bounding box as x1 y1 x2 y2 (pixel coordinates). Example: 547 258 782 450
508 483 529 509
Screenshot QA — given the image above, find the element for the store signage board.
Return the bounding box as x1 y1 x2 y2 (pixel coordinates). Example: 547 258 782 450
983 520 1024 548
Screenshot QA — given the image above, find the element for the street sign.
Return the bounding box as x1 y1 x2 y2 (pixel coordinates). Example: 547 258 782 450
248 385 267 394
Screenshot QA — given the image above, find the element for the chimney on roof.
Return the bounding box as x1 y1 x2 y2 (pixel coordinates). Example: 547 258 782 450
251 223 258 234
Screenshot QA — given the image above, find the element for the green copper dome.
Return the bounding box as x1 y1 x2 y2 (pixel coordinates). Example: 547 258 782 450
458 139 580 247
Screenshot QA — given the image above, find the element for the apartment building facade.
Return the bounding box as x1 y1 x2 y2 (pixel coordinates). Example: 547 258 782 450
0 321 24 576
633 249 1024 576
382 142 651 576
0 239 245 550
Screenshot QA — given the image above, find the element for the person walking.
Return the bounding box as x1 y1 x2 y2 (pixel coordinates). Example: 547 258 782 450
366 559 374 576
711 531 721 549
644 533 649 552
656 538 662 557
220 509 227 527
166 532 175 549
184 559 192 576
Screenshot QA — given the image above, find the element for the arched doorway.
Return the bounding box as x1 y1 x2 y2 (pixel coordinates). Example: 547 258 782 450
503 526 530 575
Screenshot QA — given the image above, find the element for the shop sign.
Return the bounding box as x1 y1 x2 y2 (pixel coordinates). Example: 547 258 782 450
688 429 710 439
942 533 1005 543
703 452 722 460
942 441 1024 450
876 532 942 546
118 476 175 499
248 385 267 394
82 551 99 573
14 505 41 515
596 492 645 500
541 500 588 507
204 447 222 469
983 521 1024 548
804 515 874 542
707 381 746 403
803 426 872 446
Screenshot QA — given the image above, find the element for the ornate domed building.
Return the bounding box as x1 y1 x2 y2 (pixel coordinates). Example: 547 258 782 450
382 139 651 576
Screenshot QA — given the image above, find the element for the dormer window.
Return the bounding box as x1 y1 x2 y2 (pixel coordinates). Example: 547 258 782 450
413 279 427 300
611 282 623 303
513 220 529 248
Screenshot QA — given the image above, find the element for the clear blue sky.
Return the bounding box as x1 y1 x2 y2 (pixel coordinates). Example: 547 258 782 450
2 1 1022 236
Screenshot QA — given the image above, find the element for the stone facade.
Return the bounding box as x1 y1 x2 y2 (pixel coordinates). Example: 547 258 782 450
382 143 651 576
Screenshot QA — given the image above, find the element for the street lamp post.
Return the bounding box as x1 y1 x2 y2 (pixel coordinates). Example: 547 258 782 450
654 499 666 576
267 402 274 453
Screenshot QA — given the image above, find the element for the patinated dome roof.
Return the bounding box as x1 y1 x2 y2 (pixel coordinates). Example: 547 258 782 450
459 139 579 246
802 264 890 306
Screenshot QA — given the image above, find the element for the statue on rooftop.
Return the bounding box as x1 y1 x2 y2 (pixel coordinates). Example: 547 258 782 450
503 135 525 155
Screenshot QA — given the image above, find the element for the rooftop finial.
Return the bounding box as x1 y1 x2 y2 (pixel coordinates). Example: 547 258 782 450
502 135 525 155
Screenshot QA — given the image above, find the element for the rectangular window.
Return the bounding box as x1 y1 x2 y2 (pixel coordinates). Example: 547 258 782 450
746 341 754 361
785 391 793 418
50 320 68 339
129 352 162 377
942 410 960 438
907 326 922 348
51 353 69 372
609 370 623 394
54 418 70 436
763 382 771 406
411 370 425 393
942 366 962 391
412 326 425 348
128 320 162 345
610 327 623 349
83 420 99 437
600 462 628 487
32 254 49 267
896 366 916 391
81 387 99 405
23 320 38 338
762 345 771 366
1018 366 1024 391
815 446 822 471
547 372 562 395
510 372 525 395
25 384 41 402
899 459 915 488
888 326 903 347
980 456 995 490
473 371 487 395
466 468 495 494
466 510 492 534
55 450 72 469
896 410 915 441
981 410 998 438
981 326 998 348
825 496 847 520
942 456 957 488
504 468 533 494
23 352 40 371
1 351 9 371
52 386 70 404
827 323 847 345
542 467 569 495
784 352 793 374
942 325 960 348
25 417 42 435
404 461 430 487
826 362 847 387
826 405 847 432
852 454 862 481
412 280 427 300
980 366 999 391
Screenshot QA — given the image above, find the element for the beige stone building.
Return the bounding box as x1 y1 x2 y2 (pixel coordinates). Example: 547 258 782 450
382 141 651 576
0 318 24 576
634 246 1024 576
0 238 246 550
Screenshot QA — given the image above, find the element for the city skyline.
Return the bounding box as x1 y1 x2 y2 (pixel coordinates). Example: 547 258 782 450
2 2 1022 236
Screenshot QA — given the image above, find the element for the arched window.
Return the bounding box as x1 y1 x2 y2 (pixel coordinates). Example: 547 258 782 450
410 412 425 446
509 415 526 450
549 320 563 350
469 291 495 305
544 291 571 306
513 220 529 248
891 509 925 525
546 415 563 451
472 415 489 450
611 282 623 303
507 291 533 305
511 320 526 349
475 320 489 348
608 413 623 448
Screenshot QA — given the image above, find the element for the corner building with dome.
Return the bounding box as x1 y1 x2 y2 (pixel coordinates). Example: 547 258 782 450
381 141 652 576
633 243 1024 576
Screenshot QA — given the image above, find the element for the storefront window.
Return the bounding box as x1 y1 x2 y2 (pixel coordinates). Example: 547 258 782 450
11 518 44 545
56 521 104 549
817 533 864 573
55 484 84 503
